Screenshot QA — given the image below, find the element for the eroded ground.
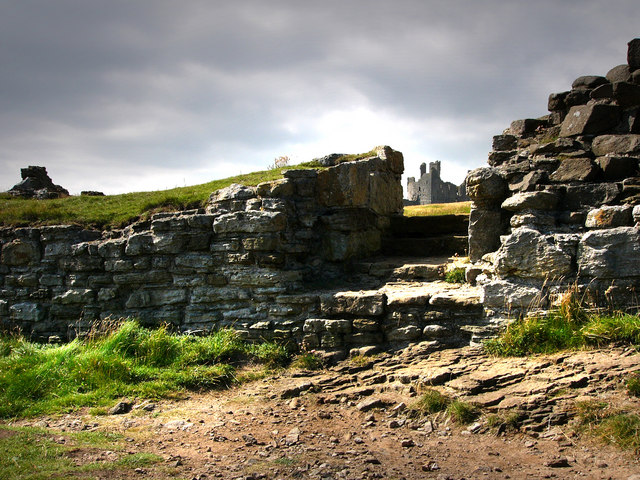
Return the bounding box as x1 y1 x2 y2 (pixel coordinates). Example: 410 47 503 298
6 345 640 480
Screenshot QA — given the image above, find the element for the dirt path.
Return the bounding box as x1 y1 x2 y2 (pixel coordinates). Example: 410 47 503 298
10 345 640 479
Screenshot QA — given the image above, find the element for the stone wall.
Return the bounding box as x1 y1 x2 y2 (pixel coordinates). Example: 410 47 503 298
466 39 640 319
0 146 404 342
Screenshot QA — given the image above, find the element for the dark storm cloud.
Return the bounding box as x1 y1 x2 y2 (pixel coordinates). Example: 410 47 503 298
1 0 639 193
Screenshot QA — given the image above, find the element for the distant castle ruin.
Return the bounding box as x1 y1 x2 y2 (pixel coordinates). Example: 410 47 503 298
405 161 468 205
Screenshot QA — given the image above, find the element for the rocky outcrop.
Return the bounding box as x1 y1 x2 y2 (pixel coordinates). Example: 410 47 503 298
7 166 69 199
0 147 404 342
466 39 640 318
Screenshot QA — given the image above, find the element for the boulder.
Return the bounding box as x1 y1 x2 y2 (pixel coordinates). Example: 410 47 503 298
559 104 620 137
492 135 518 151
208 183 257 203
1 239 41 266
548 92 569 112
494 228 573 280
571 75 609 90
550 158 601 183
606 64 632 83
465 167 507 207
578 227 640 278
508 118 546 136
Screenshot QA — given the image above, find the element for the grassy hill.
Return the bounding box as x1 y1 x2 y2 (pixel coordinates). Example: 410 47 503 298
0 163 320 230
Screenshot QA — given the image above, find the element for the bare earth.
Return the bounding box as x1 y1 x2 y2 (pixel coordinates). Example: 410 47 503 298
10 345 640 480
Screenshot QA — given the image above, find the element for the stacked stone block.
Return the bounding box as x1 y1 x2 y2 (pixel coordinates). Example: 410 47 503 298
0 146 404 342
467 39 640 318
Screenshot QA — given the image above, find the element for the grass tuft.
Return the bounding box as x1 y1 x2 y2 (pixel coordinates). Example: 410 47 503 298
627 375 640 397
446 400 479 424
410 388 450 415
290 352 325 371
0 320 291 418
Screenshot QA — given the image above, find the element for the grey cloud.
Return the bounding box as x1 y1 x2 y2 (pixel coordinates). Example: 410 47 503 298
1 0 639 192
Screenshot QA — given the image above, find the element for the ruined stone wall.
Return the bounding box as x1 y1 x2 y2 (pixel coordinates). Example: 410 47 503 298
466 39 640 319
406 161 468 205
0 146 404 342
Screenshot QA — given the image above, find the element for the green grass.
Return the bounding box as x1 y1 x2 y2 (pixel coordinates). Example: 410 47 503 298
444 267 466 284
0 162 320 229
410 388 450 415
404 201 471 217
446 400 479 424
627 375 640 397
575 401 640 453
485 309 640 357
290 352 324 370
0 425 164 480
0 320 290 418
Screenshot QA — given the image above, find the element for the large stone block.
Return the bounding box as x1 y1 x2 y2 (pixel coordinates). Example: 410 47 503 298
494 228 573 280
321 291 386 316
465 168 507 208
592 135 640 156
9 302 45 322
550 157 601 183
585 205 634 229
577 227 640 278
1 239 40 266
316 161 371 207
468 208 504 262
482 280 544 309
53 288 94 305
501 191 559 212
322 230 381 261
213 211 286 234
596 156 639 180
125 289 187 308
559 104 620 137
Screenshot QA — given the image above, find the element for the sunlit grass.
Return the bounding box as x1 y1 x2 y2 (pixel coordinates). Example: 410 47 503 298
404 201 471 217
0 320 290 418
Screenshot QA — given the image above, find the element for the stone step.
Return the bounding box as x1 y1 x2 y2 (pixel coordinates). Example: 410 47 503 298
389 214 469 237
305 280 485 355
382 234 468 257
353 255 451 282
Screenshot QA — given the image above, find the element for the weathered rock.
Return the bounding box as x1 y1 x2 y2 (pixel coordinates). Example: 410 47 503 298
592 134 640 156
494 228 573 279
577 227 640 278
492 135 518 151
214 211 286 234
550 158 601 183
1 239 40 266
7 166 69 199
501 191 559 212
466 168 507 207
468 208 504 261
559 104 620 137
482 280 544 309
571 75 609 90
607 64 632 83
585 205 634 228
508 119 546 137
548 92 568 112
596 156 639 180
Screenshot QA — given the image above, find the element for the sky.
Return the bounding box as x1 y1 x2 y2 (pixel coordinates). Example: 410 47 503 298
1 1 639 196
